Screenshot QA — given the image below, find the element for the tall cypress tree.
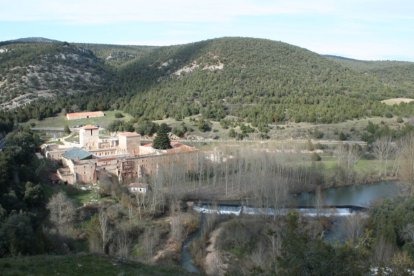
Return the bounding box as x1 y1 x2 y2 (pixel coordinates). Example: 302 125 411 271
153 123 172 149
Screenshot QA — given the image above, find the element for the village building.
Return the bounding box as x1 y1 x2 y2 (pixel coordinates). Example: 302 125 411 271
43 125 197 185
128 182 148 194
66 111 105 120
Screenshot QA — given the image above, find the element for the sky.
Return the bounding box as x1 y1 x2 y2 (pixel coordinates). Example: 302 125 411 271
0 0 413 61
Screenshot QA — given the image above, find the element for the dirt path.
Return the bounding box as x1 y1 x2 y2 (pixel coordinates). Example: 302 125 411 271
204 226 227 276
152 217 181 264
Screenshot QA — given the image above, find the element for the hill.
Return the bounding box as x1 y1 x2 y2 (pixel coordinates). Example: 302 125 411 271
0 41 112 110
1 37 414 126
77 43 159 67
0 37 60 45
326 55 414 93
116 37 414 124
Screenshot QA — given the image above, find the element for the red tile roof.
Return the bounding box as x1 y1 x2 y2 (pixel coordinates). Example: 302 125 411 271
66 111 104 120
82 125 99 130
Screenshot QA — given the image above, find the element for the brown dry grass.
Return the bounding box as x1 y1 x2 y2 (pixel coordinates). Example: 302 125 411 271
381 98 414 105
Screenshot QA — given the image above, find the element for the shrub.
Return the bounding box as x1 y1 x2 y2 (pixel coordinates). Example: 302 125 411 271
339 132 347 141
310 153 322 161
114 112 124 118
197 119 211 132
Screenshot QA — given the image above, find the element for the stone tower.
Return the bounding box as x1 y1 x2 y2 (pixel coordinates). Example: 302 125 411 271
118 132 140 156
79 125 99 150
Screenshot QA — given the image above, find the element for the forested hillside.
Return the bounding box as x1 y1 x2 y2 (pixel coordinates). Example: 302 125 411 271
115 37 414 124
1 37 414 129
327 55 414 94
0 41 113 110
77 43 158 67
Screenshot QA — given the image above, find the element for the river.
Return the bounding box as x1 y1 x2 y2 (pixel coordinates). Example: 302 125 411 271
293 181 402 207
180 213 204 274
181 181 403 273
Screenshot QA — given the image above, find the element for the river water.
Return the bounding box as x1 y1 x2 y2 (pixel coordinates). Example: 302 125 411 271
180 213 204 274
181 181 403 273
293 181 402 207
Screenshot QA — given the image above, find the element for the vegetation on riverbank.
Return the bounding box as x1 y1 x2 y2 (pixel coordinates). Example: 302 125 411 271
0 254 187 276
2 119 414 274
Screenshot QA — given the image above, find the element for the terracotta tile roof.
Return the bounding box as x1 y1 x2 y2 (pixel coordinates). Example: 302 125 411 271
66 111 104 120
82 125 99 130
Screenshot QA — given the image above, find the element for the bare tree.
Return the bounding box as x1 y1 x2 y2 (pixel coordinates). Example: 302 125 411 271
142 227 160 262
401 223 414 245
335 143 361 170
47 192 76 235
315 185 323 217
344 213 365 245
98 209 112 254
398 133 414 195
114 225 130 259
135 193 146 219
373 136 396 177
372 236 395 265
170 214 184 242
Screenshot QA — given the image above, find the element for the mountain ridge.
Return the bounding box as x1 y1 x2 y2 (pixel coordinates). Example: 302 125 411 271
1 37 413 126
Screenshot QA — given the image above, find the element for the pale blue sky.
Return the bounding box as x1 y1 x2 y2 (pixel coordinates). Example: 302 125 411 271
0 0 413 61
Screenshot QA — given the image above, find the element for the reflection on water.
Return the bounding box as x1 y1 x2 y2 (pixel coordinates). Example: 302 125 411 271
295 182 402 207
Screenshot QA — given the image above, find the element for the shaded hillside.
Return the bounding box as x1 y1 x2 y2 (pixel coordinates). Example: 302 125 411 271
77 43 159 67
0 42 113 110
326 55 414 93
118 37 412 124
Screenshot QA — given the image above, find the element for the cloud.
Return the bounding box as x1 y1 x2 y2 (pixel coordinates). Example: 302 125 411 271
0 0 335 24
1 0 412 24
1 0 412 60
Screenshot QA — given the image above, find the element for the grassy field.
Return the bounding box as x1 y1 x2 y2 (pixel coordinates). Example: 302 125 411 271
268 116 405 140
25 108 405 142
44 182 101 206
26 110 133 129
155 115 405 141
0 254 187 276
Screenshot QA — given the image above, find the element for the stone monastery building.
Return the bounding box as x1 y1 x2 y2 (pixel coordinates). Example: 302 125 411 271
42 125 197 185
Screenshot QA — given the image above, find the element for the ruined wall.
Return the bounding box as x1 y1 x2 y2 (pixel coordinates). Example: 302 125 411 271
73 160 96 184
96 158 119 176
45 149 66 161
117 151 199 182
57 168 76 184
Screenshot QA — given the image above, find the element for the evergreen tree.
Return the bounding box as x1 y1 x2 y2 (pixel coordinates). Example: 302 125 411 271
153 123 172 149
64 125 71 134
